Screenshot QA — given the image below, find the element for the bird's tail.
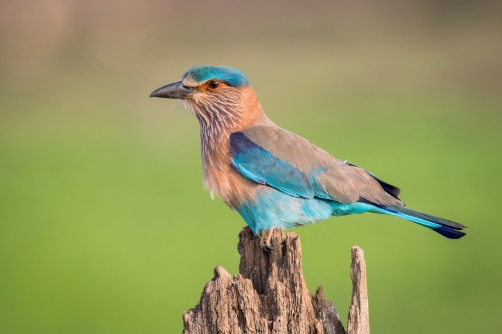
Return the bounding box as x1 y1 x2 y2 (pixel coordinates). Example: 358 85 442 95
380 206 467 239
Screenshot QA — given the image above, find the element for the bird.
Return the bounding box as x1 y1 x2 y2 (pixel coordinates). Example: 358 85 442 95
150 65 466 251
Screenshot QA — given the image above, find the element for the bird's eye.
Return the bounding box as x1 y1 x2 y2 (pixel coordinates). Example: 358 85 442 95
207 80 220 89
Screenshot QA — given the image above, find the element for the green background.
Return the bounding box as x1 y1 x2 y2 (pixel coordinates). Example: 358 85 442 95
1 1 501 333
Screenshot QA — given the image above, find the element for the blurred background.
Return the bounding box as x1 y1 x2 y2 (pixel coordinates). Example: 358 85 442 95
1 0 501 333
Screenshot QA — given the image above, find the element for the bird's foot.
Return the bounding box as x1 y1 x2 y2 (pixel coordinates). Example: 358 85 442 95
259 228 276 252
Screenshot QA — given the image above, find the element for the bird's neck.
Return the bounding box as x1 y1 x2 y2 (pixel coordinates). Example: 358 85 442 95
198 86 268 165
198 86 269 197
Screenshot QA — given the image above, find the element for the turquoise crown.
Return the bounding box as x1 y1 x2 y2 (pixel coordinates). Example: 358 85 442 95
183 65 249 87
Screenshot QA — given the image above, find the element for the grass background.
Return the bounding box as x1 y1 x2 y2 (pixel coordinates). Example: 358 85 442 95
1 1 501 333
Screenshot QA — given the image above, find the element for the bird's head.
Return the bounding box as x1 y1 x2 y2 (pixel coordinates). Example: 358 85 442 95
151 65 264 129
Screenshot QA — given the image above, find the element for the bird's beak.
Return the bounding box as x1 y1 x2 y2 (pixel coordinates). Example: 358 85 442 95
150 81 194 99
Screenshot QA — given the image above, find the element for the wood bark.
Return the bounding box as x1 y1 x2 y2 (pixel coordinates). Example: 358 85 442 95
347 247 369 334
183 227 368 334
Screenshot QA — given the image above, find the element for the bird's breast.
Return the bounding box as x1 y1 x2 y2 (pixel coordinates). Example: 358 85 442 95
203 162 260 209
200 135 259 209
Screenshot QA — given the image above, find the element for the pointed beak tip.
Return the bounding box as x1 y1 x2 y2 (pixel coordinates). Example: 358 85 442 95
150 89 163 98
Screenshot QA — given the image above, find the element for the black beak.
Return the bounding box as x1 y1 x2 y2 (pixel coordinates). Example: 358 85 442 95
150 81 194 99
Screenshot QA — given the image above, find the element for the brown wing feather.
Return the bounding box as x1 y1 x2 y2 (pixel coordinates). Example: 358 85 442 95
243 125 403 207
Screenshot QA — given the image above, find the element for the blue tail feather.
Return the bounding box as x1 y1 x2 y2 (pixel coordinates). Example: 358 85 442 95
381 208 466 239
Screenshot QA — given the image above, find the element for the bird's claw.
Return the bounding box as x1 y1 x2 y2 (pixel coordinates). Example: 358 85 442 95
259 228 276 252
260 240 275 252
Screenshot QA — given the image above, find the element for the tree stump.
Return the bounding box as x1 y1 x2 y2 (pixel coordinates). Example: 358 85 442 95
182 227 369 334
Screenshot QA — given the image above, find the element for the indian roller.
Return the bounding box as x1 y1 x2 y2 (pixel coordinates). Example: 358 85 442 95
151 65 466 250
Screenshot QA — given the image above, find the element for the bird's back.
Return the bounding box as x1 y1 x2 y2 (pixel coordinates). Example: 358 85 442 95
230 125 403 207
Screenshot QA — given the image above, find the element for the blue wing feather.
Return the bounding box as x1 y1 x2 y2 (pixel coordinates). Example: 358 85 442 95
230 132 314 198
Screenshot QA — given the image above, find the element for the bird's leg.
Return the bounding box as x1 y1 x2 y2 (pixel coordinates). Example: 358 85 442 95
260 228 276 252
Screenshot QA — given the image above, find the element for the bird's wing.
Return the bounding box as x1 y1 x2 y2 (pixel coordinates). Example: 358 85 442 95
229 131 314 198
229 126 403 206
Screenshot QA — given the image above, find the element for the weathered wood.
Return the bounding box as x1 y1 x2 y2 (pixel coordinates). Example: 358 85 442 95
183 227 368 334
347 246 369 334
